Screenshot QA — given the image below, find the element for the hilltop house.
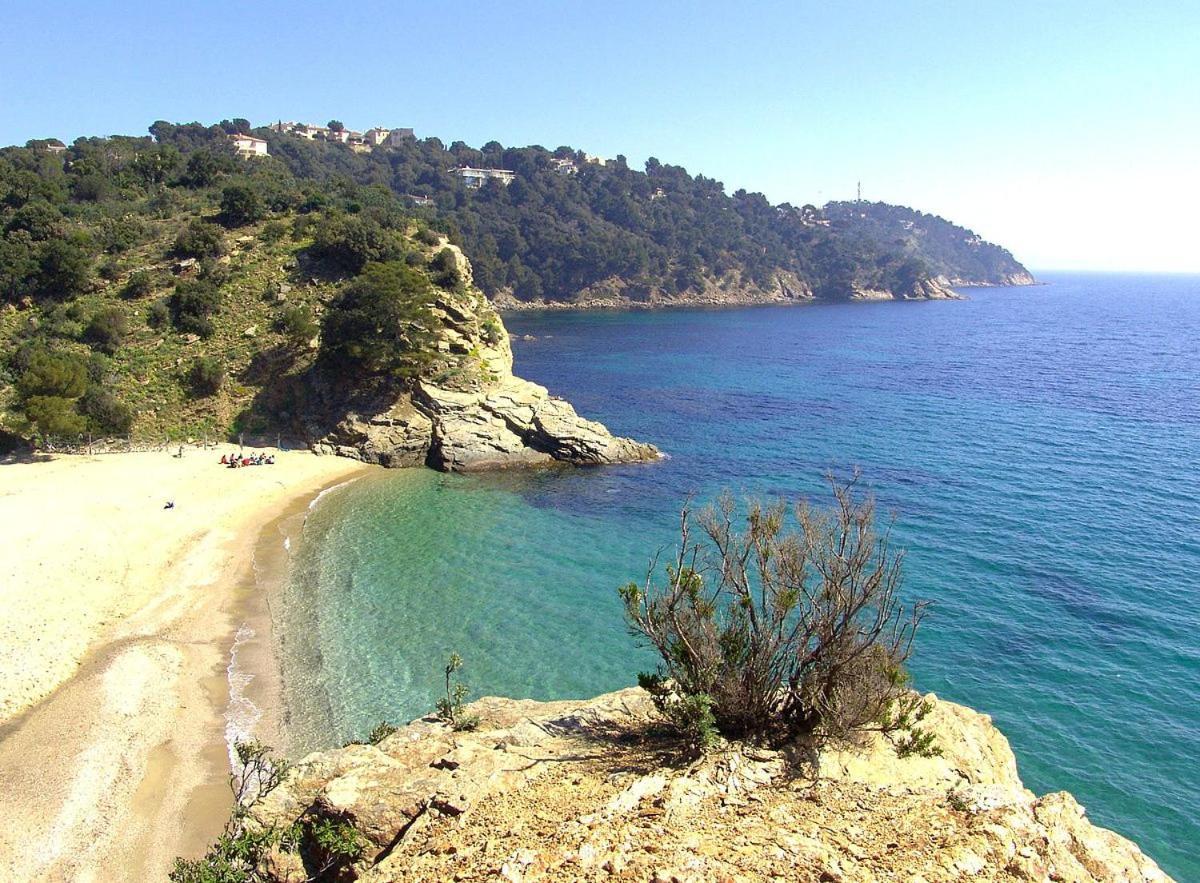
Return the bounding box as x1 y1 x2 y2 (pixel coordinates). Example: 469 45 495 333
230 134 269 158
453 166 516 189
550 157 577 175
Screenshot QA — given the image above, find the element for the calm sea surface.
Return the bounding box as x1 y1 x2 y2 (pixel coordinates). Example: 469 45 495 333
277 273 1200 877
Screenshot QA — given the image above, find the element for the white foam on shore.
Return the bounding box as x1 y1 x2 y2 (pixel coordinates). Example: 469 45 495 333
306 476 360 515
224 622 262 770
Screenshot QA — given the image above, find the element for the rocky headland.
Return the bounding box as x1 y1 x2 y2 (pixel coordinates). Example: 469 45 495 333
490 270 961 312
243 688 1170 882
308 246 658 471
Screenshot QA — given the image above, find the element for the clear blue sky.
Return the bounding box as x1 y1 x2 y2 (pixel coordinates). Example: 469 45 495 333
3 1 1198 272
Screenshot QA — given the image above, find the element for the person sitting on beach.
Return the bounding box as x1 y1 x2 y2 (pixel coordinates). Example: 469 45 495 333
266 455 275 465
220 454 229 465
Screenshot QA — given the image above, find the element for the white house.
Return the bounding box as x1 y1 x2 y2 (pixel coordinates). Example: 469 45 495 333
230 134 269 158
453 166 516 189
550 157 577 175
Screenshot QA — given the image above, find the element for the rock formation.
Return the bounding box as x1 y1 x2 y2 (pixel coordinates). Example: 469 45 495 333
248 689 1171 882
310 246 658 471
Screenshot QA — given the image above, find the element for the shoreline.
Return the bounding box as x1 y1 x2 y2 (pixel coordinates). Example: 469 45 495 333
0 449 370 881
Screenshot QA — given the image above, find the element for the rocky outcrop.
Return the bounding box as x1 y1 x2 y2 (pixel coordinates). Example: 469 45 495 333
851 276 962 302
939 271 1038 288
311 245 658 471
492 269 815 312
248 689 1171 882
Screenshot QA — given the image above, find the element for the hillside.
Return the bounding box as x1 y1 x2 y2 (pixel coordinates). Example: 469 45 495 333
823 201 1035 287
150 120 1025 306
0 132 654 461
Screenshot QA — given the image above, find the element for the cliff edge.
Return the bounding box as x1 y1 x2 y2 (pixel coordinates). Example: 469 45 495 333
247 689 1170 882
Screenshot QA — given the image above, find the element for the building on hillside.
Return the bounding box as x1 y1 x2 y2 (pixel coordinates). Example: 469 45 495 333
386 128 415 146
364 127 390 146
453 166 516 189
230 134 269 158
408 194 435 206
582 153 607 166
550 157 577 175
325 128 350 144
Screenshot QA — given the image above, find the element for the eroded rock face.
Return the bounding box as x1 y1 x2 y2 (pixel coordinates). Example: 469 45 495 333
311 246 659 472
249 690 1171 882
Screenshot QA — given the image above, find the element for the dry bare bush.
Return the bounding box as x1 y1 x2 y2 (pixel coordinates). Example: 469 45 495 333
620 472 930 748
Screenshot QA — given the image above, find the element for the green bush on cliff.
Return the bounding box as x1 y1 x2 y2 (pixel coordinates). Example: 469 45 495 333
621 474 933 750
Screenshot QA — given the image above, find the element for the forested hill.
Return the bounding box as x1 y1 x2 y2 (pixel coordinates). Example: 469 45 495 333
126 120 1026 306
823 201 1034 287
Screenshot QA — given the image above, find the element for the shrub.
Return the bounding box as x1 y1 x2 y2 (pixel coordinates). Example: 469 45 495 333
258 220 287 244
170 279 222 338
275 304 317 348
98 258 122 282
122 269 154 299
188 357 225 397
169 741 290 883
83 307 128 354
80 386 133 434
435 653 480 731
620 474 929 748
310 213 404 273
367 722 397 744
416 226 442 247
146 299 170 329
220 184 264 227
429 247 461 288
173 220 225 260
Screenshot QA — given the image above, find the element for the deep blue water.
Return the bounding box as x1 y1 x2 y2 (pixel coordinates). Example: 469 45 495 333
280 273 1200 878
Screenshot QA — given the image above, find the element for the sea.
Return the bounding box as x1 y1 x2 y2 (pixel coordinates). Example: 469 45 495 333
271 272 1199 878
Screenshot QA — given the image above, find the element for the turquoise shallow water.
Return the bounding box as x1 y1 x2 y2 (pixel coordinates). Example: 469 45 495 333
279 273 1200 877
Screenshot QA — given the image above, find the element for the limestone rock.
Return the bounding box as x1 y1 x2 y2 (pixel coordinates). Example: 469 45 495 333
312 261 658 472
245 689 1171 882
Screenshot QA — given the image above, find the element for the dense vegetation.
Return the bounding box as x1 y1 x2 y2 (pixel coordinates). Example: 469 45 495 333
256 130 976 303
0 122 464 446
0 118 1030 446
823 201 1031 285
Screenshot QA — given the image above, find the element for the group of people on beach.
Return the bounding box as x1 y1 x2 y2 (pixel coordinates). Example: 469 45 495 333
220 452 276 468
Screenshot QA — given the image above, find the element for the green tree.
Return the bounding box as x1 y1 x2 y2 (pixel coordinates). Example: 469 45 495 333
36 238 92 301
173 220 225 259
17 349 88 399
327 120 344 132
220 184 264 227
80 387 133 434
320 261 437 377
170 279 222 338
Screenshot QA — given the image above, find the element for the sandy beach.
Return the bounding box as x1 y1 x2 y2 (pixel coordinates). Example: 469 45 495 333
0 448 369 881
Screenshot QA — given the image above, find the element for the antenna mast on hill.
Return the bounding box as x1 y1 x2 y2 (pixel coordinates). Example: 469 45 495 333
857 180 862 202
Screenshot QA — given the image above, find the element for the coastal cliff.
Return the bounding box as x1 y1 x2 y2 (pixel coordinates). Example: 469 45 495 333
308 246 658 470
243 688 1169 882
